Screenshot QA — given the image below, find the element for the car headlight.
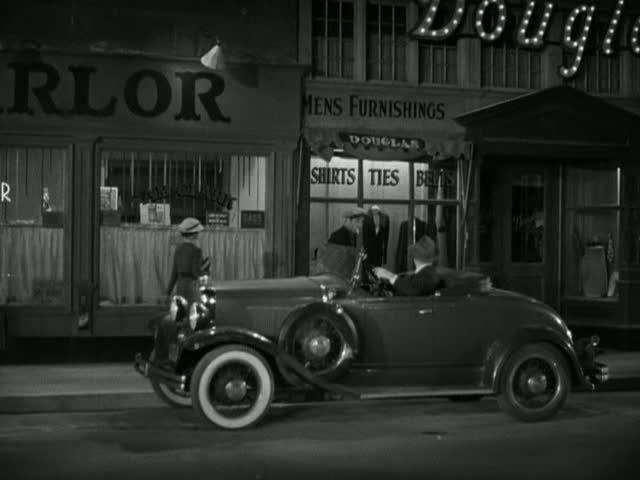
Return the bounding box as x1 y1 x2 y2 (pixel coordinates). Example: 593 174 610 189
169 296 189 323
189 302 211 331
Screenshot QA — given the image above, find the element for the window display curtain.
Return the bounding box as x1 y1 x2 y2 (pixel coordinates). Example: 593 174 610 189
99 227 265 305
0 227 64 304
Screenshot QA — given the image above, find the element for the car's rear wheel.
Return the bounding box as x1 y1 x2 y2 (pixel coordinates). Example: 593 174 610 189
497 343 570 422
277 308 356 385
191 345 274 430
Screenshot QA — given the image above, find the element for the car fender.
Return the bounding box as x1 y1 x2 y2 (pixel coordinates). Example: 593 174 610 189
180 325 360 399
484 326 588 391
181 326 279 356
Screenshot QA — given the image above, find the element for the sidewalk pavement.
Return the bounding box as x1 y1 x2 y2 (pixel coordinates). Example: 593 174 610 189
0 350 639 414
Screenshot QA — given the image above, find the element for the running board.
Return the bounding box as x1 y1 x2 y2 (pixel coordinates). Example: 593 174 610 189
357 387 493 401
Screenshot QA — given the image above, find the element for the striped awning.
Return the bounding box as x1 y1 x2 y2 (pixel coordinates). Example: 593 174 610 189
303 128 472 163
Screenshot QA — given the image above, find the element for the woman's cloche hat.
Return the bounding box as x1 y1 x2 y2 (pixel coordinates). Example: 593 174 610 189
178 217 204 234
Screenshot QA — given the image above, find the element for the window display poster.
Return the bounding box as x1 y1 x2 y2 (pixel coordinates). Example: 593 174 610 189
100 187 119 211
140 203 171 225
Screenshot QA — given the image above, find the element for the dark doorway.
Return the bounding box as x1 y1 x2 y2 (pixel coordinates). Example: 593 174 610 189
491 161 559 308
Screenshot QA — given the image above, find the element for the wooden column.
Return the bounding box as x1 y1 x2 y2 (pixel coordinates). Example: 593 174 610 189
265 150 298 278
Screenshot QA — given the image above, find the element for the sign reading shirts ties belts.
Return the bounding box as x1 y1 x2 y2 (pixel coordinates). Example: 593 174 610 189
411 0 640 79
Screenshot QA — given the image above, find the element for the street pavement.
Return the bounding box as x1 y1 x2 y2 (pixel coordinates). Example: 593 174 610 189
1 391 640 480
0 349 638 414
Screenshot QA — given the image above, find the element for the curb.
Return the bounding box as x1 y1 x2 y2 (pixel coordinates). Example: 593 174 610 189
0 392 163 414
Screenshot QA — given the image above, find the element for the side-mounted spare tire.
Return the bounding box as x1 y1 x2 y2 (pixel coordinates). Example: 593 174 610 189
277 303 358 386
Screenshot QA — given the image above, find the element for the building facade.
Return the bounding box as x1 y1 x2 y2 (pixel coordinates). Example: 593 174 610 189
1 0 640 355
0 0 305 345
298 0 640 347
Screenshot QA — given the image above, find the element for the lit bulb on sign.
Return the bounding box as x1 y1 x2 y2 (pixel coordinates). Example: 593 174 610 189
409 1 640 78
559 4 595 79
409 0 465 40
517 1 554 48
603 0 625 55
475 0 507 42
632 16 640 55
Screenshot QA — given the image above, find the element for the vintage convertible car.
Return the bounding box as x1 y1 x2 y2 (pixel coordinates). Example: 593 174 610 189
134 249 608 430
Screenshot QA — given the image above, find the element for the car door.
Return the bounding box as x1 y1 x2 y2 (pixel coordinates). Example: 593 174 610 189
358 295 436 366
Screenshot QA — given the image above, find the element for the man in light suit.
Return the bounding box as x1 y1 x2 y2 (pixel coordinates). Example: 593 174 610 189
373 235 442 296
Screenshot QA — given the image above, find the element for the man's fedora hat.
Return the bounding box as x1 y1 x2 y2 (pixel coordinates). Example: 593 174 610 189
343 207 367 219
409 235 438 263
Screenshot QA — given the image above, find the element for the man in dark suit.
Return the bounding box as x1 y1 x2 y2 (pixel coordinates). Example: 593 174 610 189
328 207 366 247
373 235 442 296
362 205 389 267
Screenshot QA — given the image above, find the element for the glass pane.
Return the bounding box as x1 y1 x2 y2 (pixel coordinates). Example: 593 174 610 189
564 210 618 297
99 151 266 306
362 203 409 272
629 209 640 265
0 146 68 305
414 204 458 269
478 167 495 262
362 160 410 201
511 173 544 263
413 162 457 201
310 156 358 199
565 166 619 207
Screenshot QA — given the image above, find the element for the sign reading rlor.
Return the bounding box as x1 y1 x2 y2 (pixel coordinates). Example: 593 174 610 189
1 182 10 203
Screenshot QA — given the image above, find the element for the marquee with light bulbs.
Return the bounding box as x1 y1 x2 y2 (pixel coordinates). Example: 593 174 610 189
410 0 639 79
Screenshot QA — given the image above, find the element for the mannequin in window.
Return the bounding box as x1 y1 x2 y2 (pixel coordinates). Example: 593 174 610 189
362 205 389 267
395 217 437 272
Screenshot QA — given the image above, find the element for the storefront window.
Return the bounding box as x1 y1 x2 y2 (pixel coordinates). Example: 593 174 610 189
627 172 640 265
310 155 462 274
511 173 544 263
98 149 266 306
563 166 620 299
0 145 69 305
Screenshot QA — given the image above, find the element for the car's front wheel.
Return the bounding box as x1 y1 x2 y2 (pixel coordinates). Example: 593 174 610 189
498 343 570 422
191 345 274 430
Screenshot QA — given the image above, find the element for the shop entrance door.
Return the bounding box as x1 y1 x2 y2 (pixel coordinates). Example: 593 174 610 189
498 163 559 308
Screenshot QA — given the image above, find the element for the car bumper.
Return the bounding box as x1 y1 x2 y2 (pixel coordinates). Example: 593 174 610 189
134 353 188 392
575 336 609 384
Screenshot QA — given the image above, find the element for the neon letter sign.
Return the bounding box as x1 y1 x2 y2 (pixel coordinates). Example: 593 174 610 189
410 0 640 79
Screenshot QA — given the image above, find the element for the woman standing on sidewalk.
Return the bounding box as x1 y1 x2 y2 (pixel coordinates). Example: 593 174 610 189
166 217 206 304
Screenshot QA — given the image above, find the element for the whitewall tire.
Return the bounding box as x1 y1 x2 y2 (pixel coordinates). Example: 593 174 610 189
191 345 274 430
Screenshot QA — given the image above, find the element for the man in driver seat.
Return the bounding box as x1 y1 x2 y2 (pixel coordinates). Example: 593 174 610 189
373 235 442 296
